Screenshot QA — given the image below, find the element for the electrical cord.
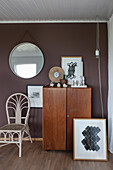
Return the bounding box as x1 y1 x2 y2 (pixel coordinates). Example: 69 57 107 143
96 22 104 118
97 57 104 118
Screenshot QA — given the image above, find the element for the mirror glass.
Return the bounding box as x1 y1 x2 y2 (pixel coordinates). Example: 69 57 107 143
9 42 44 79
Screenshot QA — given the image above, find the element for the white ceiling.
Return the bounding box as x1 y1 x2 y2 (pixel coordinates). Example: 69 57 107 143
0 0 113 23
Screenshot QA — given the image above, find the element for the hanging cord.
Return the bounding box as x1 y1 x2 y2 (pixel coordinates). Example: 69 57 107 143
96 22 104 118
96 22 99 50
18 30 37 44
98 57 104 118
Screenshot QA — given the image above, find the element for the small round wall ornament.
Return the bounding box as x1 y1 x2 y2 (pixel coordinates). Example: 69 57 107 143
49 66 64 83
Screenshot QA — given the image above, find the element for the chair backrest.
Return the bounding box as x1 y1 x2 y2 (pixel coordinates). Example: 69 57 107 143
6 93 30 125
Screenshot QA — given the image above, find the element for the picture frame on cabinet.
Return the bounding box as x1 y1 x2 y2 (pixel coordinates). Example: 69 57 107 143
27 85 43 108
61 56 83 85
73 119 107 161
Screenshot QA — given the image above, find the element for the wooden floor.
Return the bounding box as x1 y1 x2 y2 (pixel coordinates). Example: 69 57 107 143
0 141 113 170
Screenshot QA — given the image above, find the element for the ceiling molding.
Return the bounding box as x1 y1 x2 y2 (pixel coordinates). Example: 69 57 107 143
0 20 108 24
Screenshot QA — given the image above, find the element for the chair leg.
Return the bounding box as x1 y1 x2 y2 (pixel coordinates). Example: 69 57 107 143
25 126 33 143
29 136 32 143
19 132 22 157
27 131 32 143
30 136 32 143
19 143 22 157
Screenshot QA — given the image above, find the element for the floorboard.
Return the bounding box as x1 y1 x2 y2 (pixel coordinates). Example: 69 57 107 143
0 142 113 170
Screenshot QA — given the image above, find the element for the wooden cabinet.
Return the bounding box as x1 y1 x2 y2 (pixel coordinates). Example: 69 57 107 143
43 87 66 150
67 88 91 150
43 87 91 150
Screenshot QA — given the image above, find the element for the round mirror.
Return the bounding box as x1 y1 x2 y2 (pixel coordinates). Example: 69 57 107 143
9 42 44 79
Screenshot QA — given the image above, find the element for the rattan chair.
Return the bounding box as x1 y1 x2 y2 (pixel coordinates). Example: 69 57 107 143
0 93 32 157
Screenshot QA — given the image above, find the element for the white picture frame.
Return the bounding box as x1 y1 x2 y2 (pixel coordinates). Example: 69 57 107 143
61 56 83 85
27 85 43 108
73 119 107 161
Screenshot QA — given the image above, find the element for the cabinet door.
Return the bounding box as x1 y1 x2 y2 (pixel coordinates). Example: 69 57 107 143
43 88 66 150
67 88 91 150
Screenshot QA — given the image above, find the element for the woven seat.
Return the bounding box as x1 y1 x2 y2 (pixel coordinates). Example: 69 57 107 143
0 93 32 157
0 124 25 131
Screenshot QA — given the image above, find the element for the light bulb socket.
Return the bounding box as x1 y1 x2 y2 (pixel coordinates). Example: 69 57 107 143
95 49 100 58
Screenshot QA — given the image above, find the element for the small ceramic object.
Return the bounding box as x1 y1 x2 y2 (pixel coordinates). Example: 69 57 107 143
57 83 61 87
50 82 54 87
74 80 79 86
63 83 67 88
60 79 67 86
82 76 85 86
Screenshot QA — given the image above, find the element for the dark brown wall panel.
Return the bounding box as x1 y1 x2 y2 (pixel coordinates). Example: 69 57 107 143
0 23 108 138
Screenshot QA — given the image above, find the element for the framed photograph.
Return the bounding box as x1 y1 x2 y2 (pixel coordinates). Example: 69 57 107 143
61 56 83 85
27 85 43 108
73 119 107 161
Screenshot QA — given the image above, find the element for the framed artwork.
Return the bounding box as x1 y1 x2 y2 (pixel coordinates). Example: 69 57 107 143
73 119 107 161
61 56 83 85
27 85 43 108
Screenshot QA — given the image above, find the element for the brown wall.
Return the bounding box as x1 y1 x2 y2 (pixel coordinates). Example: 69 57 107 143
0 23 108 138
